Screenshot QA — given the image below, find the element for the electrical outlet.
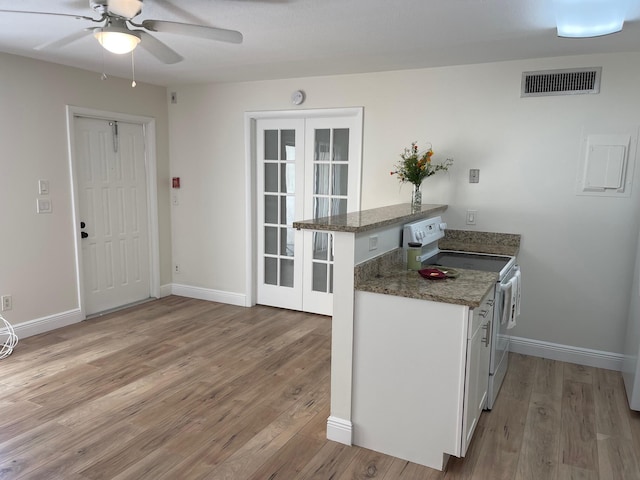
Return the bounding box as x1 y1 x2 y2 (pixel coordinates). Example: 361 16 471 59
2 295 12 311
369 235 378 251
174 264 180 274
466 210 477 225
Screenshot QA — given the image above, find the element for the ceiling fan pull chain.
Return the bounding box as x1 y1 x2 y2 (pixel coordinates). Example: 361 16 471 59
131 50 137 88
109 121 119 153
101 46 107 81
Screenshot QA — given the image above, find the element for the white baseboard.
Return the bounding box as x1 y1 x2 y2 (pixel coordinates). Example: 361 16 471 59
326 416 352 445
10 308 84 339
171 283 247 307
159 284 172 298
509 335 623 371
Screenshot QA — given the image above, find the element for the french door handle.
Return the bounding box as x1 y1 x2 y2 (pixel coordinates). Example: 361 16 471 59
81 232 89 239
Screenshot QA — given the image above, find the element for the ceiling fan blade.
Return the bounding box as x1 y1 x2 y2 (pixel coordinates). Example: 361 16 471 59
141 19 243 44
137 30 183 64
151 0 208 26
0 9 98 22
34 29 93 51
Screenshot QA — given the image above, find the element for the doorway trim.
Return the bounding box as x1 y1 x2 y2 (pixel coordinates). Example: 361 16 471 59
66 105 161 318
244 107 363 308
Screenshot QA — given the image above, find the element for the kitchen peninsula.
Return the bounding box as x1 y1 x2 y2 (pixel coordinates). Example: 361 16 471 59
294 203 519 471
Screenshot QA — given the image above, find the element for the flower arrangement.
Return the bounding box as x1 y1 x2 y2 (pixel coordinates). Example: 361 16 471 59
390 141 453 187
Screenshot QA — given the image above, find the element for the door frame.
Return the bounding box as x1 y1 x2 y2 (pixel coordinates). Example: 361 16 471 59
244 107 363 308
66 105 161 318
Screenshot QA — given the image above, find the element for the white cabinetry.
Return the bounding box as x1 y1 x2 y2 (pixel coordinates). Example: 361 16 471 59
462 288 494 454
352 286 494 471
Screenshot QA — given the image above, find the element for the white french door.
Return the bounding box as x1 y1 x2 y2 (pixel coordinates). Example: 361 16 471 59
301 118 360 315
74 117 151 315
256 119 305 311
255 110 362 316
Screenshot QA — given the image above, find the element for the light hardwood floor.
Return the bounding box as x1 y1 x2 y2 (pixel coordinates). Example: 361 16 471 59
1 296 639 479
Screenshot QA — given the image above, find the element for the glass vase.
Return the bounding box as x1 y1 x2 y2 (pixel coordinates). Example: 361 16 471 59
411 184 422 213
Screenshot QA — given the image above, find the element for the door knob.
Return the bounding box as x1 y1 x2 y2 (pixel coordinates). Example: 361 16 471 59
81 232 88 239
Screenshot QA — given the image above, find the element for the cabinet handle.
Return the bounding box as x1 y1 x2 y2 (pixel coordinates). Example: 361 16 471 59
482 320 491 347
486 299 495 307
480 310 489 318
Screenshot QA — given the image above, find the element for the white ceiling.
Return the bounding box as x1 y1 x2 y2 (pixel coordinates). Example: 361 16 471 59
0 0 639 87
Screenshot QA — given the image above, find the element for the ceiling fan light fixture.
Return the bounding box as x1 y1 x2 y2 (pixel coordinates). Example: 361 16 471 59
554 0 629 38
94 28 140 54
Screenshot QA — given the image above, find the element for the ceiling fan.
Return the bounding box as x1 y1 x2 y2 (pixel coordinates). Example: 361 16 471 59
0 0 243 64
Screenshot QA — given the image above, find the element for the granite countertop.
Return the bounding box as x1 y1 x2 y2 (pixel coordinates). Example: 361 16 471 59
293 203 447 233
440 230 521 257
355 249 498 308
354 229 521 307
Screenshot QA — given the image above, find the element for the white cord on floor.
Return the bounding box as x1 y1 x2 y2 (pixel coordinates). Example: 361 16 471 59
0 315 18 359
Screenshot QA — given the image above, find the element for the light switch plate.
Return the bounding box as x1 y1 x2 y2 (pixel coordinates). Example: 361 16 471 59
37 198 52 213
38 179 50 195
469 169 480 183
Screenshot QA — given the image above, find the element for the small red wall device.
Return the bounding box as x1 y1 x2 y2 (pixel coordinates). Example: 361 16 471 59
172 177 180 189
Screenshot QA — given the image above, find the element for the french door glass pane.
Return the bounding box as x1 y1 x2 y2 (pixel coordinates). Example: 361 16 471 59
265 163 278 192
332 198 347 216
314 164 330 195
265 257 277 285
329 264 334 293
265 130 278 160
280 227 294 257
332 164 348 196
333 129 349 161
281 164 295 193
280 196 295 226
265 226 277 255
312 263 328 292
314 197 330 219
281 130 295 160
281 259 294 287
315 129 330 160
265 195 278 224
312 232 329 260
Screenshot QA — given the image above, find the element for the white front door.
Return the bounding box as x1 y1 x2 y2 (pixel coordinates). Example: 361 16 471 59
74 117 151 315
255 110 362 316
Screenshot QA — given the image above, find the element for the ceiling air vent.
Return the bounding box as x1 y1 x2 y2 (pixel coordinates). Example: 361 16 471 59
521 67 601 97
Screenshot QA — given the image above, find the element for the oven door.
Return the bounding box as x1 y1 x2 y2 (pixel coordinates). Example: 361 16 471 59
487 265 517 409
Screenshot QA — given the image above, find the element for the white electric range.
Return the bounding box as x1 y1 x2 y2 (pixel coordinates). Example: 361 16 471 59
402 215 518 410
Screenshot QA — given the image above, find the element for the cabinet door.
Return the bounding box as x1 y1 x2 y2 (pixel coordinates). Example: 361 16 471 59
462 319 483 455
461 290 494 456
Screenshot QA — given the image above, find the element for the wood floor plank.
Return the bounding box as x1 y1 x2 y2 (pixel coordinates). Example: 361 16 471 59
564 363 594 385
381 457 441 479
514 357 563 480
468 354 536 480
560 380 598 472
334 446 395 480
297 442 359 480
597 434 639 480
515 392 561 480
593 367 633 440
1 297 639 480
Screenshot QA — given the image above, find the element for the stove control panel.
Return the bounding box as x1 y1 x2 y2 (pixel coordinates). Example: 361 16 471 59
402 216 446 248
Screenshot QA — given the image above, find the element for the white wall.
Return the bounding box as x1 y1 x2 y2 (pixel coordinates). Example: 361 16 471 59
168 51 640 356
0 53 172 333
